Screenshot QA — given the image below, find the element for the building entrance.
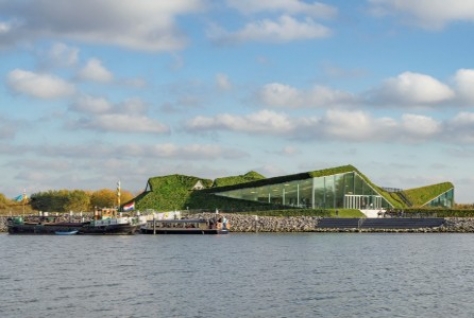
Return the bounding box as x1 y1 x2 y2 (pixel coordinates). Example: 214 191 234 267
344 194 383 210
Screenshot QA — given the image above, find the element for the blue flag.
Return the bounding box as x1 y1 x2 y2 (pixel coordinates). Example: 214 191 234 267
14 194 27 202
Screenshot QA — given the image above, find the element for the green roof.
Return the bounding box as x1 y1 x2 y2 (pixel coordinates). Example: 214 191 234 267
131 165 454 211
212 171 266 188
403 182 454 207
133 174 213 211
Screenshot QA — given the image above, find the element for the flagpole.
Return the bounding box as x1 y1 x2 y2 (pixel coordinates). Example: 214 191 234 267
22 189 26 215
117 180 121 211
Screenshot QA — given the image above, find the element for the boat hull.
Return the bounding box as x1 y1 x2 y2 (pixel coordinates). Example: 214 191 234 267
7 222 137 235
55 230 79 235
140 228 229 235
78 224 138 235
8 223 84 235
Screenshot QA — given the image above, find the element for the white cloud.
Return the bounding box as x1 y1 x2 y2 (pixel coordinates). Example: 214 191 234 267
7 69 75 99
71 95 149 115
208 15 331 44
258 83 357 108
258 83 302 107
46 43 79 67
148 143 246 160
68 95 163 134
367 72 455 106
400 114 442 138
16 141 246 161
454 69 474 104
446 112 474 144
226 0 337 19
185 109 448 143
73 114 170 134
186 109 297 134
78 58 113 83
368 0 474 29
117 98 149 115
258 69 474 109
308 86 359 107
70 95 113 114
0 0 205 51
322 109 377 141
0 22 12 34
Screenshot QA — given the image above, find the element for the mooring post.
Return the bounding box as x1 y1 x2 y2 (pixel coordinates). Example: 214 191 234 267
153 213 156 235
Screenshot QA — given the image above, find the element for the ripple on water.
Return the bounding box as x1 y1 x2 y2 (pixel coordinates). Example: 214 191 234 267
2 233 474 317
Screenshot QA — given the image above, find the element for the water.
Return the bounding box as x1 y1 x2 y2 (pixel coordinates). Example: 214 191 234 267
1 232 474 318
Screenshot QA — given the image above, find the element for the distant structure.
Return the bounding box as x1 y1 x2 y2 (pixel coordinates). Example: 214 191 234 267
123 165 454 212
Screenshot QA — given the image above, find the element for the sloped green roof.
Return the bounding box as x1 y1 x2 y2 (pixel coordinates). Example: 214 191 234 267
133 174 213 211
204 164 439 209
133 165 454 211
403 182 454 207
204 165 358 193
147 174 213 191
307 164 357 178
212 171 266 187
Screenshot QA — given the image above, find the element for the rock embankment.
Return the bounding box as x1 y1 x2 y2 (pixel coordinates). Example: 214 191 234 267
3 215 474 233
442 217 474 232
204 213 319 232
188 214 474 233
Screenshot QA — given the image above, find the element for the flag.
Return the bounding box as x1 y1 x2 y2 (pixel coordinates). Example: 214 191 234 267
123 201 135 211
14 193 27 202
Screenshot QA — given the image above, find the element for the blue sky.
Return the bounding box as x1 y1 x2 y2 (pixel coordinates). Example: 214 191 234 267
1 0 474 203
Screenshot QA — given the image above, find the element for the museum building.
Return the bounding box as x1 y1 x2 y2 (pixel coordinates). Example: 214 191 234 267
132 165 454 211
205 165 454 210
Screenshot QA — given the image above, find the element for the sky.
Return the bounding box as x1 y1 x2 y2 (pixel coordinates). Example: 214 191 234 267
1 0 474 203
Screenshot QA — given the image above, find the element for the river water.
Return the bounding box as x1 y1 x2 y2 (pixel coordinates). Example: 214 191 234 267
1 232 474 318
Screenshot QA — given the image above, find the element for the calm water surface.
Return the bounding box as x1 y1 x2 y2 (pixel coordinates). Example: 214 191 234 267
1 232 474 317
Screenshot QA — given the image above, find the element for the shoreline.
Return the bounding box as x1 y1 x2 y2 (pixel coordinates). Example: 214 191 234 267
2 214 474 233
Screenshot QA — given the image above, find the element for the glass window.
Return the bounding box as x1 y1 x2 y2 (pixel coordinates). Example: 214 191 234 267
425 189 454 208
213 172 394 210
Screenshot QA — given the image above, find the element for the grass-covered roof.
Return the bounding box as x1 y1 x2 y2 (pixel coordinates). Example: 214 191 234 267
201 165 359 194
212 171 266 188
132 165 454 211
132 174 213 211
403 182 454 207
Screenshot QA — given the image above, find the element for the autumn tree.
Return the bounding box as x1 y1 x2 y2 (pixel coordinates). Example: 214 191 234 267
120 190 135 206
90 189 117 208
30 189 89 212
0 193 8 210
64 190 90 212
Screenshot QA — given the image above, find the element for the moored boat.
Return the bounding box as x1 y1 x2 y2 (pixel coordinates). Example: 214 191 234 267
7 208 140 235
7 216 85 234
77 208 139 235
140 214 229 235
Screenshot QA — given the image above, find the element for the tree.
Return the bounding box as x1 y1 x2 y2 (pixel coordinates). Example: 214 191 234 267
90 189 117 208
90 188 136 209
0 193 8 209
30 189 89 212
120 190 135 206
64 190 90 212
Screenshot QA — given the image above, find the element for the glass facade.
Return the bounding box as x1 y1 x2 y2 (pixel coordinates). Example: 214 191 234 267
424 188 454 208
214 172 393 210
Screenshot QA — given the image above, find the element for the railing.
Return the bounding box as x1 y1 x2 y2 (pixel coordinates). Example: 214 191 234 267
395 191 413 207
